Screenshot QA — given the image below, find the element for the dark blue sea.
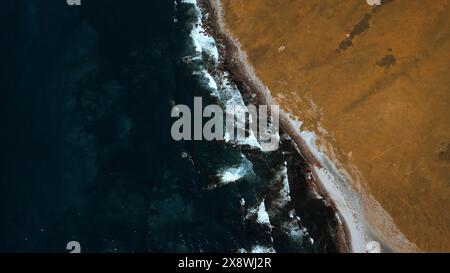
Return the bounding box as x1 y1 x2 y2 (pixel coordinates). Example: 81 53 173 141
0 0 339 253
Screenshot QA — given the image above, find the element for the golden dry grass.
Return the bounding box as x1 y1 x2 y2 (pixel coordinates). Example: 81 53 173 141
221 0 450 252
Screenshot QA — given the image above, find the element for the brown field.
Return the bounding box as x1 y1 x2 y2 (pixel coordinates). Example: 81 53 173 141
220 0 450 252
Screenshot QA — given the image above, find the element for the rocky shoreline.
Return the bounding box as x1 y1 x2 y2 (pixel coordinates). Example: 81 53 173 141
197 0 351 252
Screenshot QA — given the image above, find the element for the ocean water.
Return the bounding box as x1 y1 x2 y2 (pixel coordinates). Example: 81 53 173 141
0 0 339 252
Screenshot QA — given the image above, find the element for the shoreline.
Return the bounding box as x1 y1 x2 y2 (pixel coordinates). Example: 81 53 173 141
202 0 391 253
